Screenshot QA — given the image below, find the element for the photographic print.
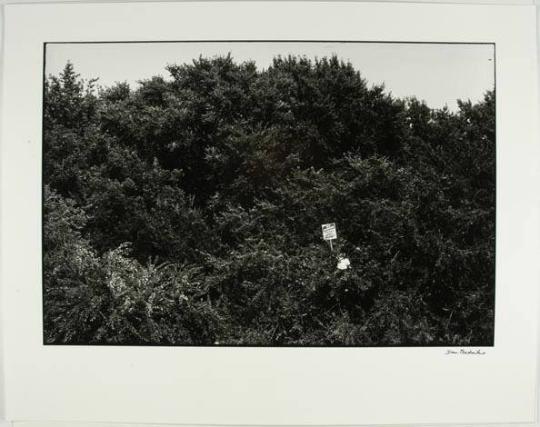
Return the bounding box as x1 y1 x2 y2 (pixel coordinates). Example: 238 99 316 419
42 41 495 347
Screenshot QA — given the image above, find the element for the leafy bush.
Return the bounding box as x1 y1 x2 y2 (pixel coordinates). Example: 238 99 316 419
43 56 495 345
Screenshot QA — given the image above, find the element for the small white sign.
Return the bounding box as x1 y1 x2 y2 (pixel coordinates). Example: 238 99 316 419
321 223 337 240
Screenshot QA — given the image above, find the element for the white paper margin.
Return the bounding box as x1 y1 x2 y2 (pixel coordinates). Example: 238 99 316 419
1 2 538 425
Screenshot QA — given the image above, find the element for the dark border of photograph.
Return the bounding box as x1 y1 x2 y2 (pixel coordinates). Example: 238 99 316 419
41 40 497 348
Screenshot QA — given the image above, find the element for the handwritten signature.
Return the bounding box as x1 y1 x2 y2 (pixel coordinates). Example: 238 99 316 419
445 349 486 355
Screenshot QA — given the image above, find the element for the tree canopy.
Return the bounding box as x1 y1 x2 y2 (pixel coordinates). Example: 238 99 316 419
43 55 495 346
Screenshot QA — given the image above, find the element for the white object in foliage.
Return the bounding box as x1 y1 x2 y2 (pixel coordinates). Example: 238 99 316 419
321 223 337 240
337 257 351 270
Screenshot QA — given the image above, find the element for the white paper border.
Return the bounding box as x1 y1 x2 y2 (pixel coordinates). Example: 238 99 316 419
1 2 539 425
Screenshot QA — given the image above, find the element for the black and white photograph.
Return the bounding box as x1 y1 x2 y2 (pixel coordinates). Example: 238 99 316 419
42 41 496 347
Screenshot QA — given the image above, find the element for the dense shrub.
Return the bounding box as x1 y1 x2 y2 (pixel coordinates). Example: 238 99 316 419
43 56 495 345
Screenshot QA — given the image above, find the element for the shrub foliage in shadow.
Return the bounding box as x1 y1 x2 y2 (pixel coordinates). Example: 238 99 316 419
43 56 495 345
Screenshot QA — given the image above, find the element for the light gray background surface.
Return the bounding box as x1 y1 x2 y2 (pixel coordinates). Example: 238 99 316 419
0 1 538 426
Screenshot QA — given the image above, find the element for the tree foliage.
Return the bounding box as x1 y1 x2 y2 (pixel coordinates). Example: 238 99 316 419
43 56 495 345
